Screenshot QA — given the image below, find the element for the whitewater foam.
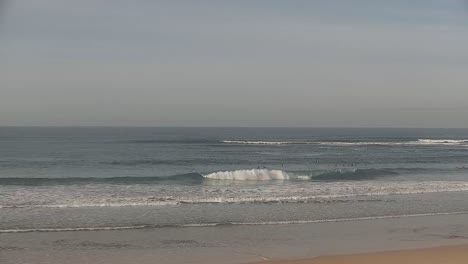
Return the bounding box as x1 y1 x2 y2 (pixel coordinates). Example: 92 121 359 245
222 139 468 146
416 139 468 145
318 139 468 146
4 180 468 209
203 169 290 181
222 140 302 145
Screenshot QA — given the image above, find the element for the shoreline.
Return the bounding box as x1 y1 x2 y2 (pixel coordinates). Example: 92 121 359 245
253 244 468 264
2 212 468 264
3 210 468 234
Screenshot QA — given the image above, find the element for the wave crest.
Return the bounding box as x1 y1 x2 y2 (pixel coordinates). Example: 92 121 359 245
417 139 468 145
222 139 468 146
222 140 299 145
204 169 290 181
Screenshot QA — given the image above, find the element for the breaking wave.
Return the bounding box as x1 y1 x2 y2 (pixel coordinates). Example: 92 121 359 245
222 139 468 146
123 139 216 144
203 168 398 181
416 139 468 145
203 169 290 180
321 139 468 146
0 168 425 186
222 140 305 145
0 166 461 186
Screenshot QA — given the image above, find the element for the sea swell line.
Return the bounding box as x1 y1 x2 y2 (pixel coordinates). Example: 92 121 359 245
0 173 204 186
0 167 463 186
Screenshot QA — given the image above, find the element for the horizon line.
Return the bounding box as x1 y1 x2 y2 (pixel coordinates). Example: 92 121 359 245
1 126 468 129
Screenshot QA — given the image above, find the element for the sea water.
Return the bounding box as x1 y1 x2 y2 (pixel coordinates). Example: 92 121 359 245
1 127 468 232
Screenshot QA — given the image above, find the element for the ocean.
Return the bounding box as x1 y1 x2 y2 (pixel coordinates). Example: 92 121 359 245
1 127 468 233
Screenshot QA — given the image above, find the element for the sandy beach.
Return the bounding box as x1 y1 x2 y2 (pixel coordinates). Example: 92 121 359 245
255 244 468 264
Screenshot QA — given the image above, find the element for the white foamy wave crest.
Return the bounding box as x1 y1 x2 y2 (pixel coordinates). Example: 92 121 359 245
222 140 299 145
224 139 468 146
204 169 290 181
319 139 468 146
318 142 400 146
416 139 468 145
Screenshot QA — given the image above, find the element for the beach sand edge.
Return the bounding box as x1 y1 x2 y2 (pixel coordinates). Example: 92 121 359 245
251 244 468 264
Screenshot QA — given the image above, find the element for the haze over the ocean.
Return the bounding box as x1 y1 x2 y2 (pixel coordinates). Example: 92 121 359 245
1 0 468 127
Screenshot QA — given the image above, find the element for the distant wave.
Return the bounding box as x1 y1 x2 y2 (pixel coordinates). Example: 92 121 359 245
2 211 468 233
318 142 404 146
222 139 468 146
322 139 468 146
123 139 216 144
416 139 468 145
222 140 306 145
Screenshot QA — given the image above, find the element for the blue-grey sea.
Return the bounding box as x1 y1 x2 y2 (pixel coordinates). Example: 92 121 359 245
1 127 468 232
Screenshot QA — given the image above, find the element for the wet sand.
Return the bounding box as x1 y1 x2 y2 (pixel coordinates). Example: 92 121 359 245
254 244 468 264
2 213 468 264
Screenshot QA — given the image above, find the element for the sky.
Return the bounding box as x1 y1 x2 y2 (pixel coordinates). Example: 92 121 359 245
1 0 468 127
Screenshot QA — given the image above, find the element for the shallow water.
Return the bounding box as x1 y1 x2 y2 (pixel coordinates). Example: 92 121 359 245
2 213 468 264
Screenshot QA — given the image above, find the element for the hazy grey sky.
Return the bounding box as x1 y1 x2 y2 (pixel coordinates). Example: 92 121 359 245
2 0 468 127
